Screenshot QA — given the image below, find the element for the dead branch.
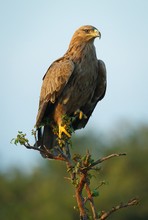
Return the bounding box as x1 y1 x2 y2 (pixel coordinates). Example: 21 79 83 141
99 198 139 219
75 173 88 220
82 153 126 171
85 182 98 220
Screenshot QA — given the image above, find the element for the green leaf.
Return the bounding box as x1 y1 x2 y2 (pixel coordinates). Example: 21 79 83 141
91 189 99 197
11 131 29 146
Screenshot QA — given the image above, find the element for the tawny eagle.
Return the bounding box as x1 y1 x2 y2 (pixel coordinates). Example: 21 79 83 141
35 25 107 151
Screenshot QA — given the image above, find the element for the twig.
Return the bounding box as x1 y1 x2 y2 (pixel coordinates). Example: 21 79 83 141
75 173 88 220
24 143 45 153
85 182 98 220
99 198 139 219
24 143 67 161
83 153 126 171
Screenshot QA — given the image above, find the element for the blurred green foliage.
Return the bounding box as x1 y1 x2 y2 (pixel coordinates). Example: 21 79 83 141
1 123 148 220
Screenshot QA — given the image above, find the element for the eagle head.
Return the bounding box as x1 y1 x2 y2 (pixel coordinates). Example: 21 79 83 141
70 25 101 44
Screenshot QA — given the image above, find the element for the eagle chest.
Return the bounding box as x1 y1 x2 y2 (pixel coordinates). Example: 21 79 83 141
60 59 98 113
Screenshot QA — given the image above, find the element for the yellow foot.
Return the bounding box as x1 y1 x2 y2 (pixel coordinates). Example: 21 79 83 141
74 109 87 120
59 124 71 139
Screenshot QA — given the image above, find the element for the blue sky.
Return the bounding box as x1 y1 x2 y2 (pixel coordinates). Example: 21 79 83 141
0 0 148 172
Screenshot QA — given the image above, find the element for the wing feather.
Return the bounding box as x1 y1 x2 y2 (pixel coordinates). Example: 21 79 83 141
36 58 74 127
72 59 107 130
93 59 107 102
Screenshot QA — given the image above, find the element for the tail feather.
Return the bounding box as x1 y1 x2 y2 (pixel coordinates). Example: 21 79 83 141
36 125 58 158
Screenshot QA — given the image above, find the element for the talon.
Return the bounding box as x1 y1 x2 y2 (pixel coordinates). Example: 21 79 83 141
79 111 83 120
74 109 87 120
59 124 71 139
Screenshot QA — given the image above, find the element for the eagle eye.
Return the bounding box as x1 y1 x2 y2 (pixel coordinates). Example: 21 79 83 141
83 29 90 34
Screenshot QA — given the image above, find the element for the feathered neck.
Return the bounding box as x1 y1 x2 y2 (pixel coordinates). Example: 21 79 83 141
65 37 96 61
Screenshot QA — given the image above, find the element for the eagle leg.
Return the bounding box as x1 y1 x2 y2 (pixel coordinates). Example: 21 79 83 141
58 124 71 139
74 109 87 120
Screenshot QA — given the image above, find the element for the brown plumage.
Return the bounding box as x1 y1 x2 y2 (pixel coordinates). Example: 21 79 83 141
35 25 107 153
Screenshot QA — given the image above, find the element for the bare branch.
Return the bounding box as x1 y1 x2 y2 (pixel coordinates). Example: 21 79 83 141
85 182 98 220
75 173 88 220
99 198 139 220
24 143 67 161
83 153 126 171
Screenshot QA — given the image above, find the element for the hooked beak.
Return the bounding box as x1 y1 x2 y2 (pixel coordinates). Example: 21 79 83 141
93 28 101 39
